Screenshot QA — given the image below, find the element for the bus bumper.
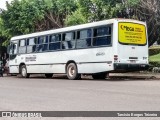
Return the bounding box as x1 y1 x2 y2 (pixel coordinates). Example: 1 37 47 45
114 63 149 71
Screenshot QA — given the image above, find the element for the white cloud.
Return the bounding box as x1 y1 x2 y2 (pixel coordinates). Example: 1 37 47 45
0 0 13 10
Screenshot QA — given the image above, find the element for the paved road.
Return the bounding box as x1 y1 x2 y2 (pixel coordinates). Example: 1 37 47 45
0 74 160 112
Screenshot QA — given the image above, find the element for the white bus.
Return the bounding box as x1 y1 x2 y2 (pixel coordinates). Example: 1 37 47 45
8 18 149 80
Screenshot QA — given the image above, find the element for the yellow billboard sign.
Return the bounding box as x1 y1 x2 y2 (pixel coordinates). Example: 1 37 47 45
118 22 147 45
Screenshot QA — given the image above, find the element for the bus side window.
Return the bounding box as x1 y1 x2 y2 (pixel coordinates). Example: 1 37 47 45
62 32 76 49
49 34 61 51
27 38 37 53
76 29 92 49
37 36 48 52
19 39 26 54
93 26 112 46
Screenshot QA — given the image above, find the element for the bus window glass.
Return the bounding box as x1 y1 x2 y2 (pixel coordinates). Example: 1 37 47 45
49 42 61 50
27 38 36 45
93 26 112 46
37 44 48 52
27 38 37 53
94 27 111 37
93 36 111 46
50 34 61 42
76 39 91 48
62 41 75 49
27 46 36 53
37 36 48 52
19 39 26 54
49 34 61 51
79 29 92 39
10 43 17 55
13 44 17 54
76 29 92 48
19 40 26 46
63 32 75 41
38 36 48 44
9 42 18 60
62 32 75 49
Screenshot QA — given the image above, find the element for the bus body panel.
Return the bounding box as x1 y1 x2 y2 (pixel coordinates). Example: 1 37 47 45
117 45 148 64
10 47 114 74
8 19 149 76
9 65 19 73
113 20 149 71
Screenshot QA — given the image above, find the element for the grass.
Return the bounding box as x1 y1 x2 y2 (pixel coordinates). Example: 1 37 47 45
149 53 160 62
149 45 160 49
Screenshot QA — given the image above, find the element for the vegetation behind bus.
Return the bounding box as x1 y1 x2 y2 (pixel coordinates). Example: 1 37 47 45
149 46 160 68
0 0 160 48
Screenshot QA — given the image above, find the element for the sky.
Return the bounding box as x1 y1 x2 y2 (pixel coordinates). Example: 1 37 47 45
0 0 13 10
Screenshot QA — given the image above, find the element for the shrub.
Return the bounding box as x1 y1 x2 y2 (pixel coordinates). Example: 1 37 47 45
149 47 160 56
149 61 160 68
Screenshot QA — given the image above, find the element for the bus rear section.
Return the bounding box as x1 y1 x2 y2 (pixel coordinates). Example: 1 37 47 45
114 21 149 72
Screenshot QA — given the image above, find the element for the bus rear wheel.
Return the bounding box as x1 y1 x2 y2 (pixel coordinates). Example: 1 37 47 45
67 63 80 80
20 65 30 78
92 73 108 79
45 74 53 78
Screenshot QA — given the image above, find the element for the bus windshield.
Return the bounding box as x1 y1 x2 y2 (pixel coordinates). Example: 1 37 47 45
118 22 147 45
9 42 17 55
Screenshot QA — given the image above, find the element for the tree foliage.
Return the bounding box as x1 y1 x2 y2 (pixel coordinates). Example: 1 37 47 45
136 0 160 46
120 0 160 46
66 0 160 46
0 0 160 46
1 0 45 35
65 0 123 26
0 0 76 35
36 0 77 31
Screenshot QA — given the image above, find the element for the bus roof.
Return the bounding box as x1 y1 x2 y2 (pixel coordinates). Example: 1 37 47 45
11 18 146 41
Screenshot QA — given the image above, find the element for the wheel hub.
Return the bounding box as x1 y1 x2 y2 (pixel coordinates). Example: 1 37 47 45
22 68 26 77
69 66 75 77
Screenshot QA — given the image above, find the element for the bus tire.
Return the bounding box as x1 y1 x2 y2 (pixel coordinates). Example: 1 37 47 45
92 73 107 79
67 63 80 80
45 74 53 78
20 65 30 78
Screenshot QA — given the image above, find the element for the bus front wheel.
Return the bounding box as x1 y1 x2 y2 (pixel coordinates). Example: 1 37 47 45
20 65 30 78
67 63 80 80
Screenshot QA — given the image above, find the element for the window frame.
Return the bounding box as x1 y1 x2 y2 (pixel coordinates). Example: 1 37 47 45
18 39 27 54
36 35 49 52
76 28 92 49
26 37 37 53
62 31 76 50
12 24 113 55
92 25 113 47
49 33 62 51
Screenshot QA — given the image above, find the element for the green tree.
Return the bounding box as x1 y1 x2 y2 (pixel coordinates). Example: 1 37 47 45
120 0 160 46
36 0 77 31
65 9 87 26
65 0 123 26
0 18 10 46
0 0 47 35
1 0 160 46
0 0 77 35
135 0 160 46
